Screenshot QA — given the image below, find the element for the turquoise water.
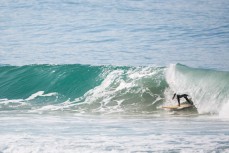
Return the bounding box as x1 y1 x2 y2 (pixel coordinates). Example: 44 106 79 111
1 0 229 152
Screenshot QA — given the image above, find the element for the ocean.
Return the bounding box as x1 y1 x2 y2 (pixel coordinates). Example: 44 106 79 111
0 0 229 152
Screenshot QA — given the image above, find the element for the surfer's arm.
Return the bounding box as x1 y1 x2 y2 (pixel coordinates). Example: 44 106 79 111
172 93 176 100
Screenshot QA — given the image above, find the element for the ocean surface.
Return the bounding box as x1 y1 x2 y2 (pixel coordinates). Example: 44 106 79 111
0 0 229 152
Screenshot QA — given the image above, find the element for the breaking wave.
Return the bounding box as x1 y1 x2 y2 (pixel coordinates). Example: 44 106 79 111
0 64 228 117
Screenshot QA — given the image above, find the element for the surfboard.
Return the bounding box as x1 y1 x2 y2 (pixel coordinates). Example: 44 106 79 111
162 103 193 110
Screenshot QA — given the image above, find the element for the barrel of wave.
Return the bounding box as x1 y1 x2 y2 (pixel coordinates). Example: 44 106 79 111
165 64 229 116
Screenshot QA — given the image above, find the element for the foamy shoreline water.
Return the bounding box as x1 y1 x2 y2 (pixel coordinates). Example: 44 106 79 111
0 113 228 153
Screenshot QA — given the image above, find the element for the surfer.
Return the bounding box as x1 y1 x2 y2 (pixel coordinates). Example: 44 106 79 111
172 93 193 106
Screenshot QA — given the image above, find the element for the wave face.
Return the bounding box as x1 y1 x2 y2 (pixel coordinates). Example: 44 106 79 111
0 64 228 116
0 64 166 113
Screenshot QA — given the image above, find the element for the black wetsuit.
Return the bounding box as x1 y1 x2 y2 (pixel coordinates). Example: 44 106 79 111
174 94 193 106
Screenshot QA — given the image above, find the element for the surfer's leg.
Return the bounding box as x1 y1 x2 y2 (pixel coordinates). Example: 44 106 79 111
177 96 181 106
184 96 193 105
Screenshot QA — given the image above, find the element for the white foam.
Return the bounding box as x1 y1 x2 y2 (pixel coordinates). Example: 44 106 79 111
0 115 228 153
219 100 229 118
0 99 29 109
26 91 45 100
26 91 58 101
